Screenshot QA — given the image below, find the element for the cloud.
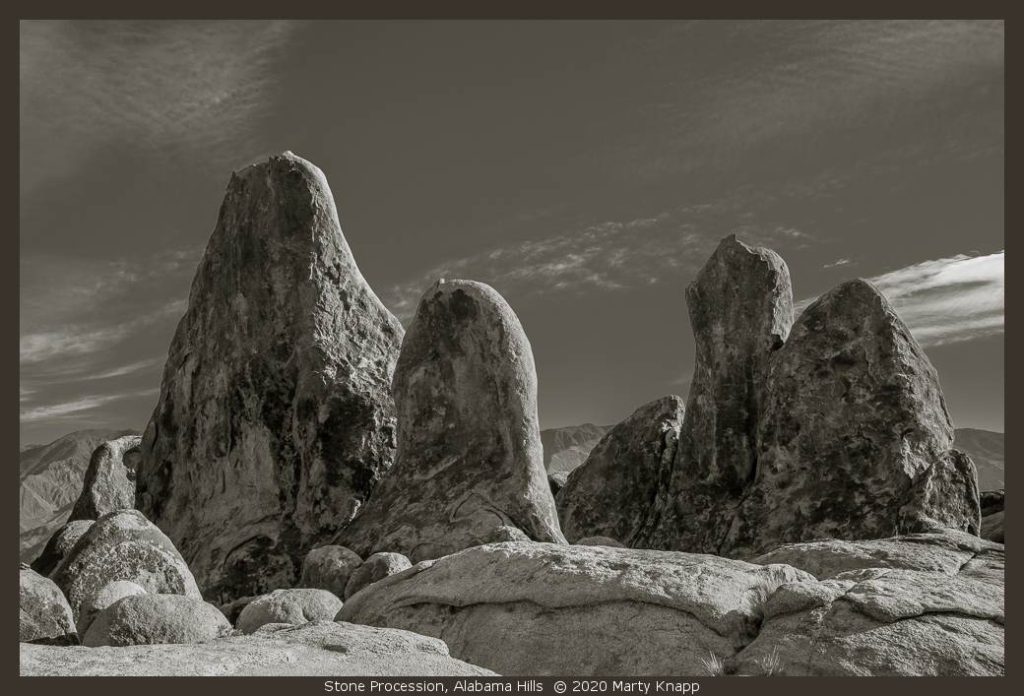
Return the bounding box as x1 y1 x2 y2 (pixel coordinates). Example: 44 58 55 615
82 358 165 381
382 209 815 321
824 258 852 268
869 251 1004 347
20 20 299 194
797 251 1004 347
19 389 158 423
20 299 186 366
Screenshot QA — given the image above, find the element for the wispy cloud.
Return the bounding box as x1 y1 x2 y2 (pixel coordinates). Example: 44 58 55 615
20 20 299 194
870 251 1004 347
797 251 1004 347
382 208 814 321
20 389 158 423
824 258 852 269
20 299 186 366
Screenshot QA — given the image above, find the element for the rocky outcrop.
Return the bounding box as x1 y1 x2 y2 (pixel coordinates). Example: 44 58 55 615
135 152 404 603
556 395 684 544
343 552 412 600
31 519 93 577
300 546 362 599
740 279 979 553
78 580 147 637
635 237 795 553
341 533 1003 676
338 279 565 561
678 235 794 490
736 531 1004 676
68 435 142 522
20 564 76 645
623 239 979 556
19 429 137 563
51 510 200 626
82 594 232 647
236 589 343 634
21 621 495 676
339 541 811 675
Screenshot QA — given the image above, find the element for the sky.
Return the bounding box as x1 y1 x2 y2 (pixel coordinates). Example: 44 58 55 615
19 20 1004 446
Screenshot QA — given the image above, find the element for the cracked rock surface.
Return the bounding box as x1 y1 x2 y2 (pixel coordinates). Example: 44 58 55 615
135 152 403 603
736 530 1004 676
337 280 565 561
21 620 495 676
341 531 1003 676
339 541 811 675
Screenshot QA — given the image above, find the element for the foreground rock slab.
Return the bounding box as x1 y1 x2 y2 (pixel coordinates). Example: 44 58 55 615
339 279 565 561
136 152 404 603
339 541 811 675
21 621 495 676
737 531 1004 676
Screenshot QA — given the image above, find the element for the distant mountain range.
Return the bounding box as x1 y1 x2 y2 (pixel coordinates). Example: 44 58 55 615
541 423 610 474
18 425 1003 563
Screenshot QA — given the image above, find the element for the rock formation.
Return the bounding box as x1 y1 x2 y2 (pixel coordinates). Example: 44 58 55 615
339 541 812 675
343 552 412 600
31 519 94 577
20 564 76 645
556 395 685 543
135 152 404 602
607 237 981 556
78 580 148 636
21 621 495 676
68 435 142 522
739 530 1003 676
19 428 137 563
340 534 1003 676
337 279 565 561
51 510 201 626
300 546 363 599
82 594 232 647
236 589 343 634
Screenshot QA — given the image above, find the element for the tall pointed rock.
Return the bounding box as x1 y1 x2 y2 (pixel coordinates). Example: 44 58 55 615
338 279 566 561
735 279 980 552
135 152 404 602
638 235 794 553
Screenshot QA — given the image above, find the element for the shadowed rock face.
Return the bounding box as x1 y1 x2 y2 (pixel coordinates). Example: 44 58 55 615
680 235 794 490
738 279 979 553
606 238 979 556
557 395 685 544
135 152 403 603
338 279 566 561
